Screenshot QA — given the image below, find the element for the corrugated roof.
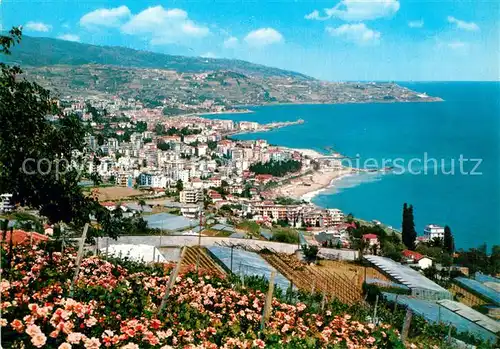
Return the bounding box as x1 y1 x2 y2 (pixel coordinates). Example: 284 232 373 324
365 255 451 296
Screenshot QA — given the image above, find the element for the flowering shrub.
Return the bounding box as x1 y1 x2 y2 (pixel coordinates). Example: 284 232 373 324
1 244 407 348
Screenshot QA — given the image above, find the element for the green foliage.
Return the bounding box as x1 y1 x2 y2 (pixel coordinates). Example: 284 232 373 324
402 203 417 250
207 140 218 150
271 228 299 244
455 244 500 275
274 196 304 205
162 106 185 116
175 179 183 192
302 245 319 262
236 220 260 235
157 141 171 151
250 159 302 177
0 29 99 228
443 225 455 254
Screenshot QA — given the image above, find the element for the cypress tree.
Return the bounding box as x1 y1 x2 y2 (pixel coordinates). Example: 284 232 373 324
408 205 416 250
444 225 455 253
402 203 416 250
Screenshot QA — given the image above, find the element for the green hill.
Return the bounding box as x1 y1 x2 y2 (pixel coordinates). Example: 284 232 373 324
5 35 312 80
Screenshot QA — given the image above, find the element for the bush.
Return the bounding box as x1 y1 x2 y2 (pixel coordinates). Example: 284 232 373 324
271 228 299 244
302 245 319 262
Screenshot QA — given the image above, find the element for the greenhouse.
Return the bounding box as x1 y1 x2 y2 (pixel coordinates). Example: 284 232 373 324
454 277 500 305
208 246 291 291
365 255 452 300
144 213 198 231
383 293 498 343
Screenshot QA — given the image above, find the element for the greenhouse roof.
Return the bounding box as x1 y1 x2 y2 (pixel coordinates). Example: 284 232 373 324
365 255 451 295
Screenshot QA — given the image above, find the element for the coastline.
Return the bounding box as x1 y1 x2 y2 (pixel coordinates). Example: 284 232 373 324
271 168 354 202
198 109 254 116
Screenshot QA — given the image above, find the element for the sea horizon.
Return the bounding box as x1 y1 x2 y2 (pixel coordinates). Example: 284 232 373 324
205 81 500 250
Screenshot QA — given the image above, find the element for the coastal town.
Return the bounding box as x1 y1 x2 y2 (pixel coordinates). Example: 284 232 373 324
1 28 499 349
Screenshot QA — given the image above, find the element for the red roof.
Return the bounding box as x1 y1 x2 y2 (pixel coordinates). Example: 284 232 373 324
0 230 49 245
363 234 378 240
101 202 117 207
402 249 424 261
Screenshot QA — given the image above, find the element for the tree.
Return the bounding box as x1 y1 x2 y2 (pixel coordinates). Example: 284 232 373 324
0 29 120 240
443 225 455 254
0 28 94 227
302 245 319 262
402 203 416 250
176 179 183 192
154 123 165 135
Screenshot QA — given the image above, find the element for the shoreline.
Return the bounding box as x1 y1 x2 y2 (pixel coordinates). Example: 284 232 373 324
234 97 444 109
270 168 354 202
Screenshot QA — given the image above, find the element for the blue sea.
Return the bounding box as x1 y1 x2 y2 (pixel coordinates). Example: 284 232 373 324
207 82 500 249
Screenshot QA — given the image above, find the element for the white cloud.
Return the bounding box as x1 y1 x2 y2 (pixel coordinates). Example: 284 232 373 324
447 16 479 31
201 52 217 58
326 23 380 45
121 6 209 45
244 28 283 47
304 10 328 20
308 0 400 21
80 6 131 28
57 34 80 42
447 41 469 50
408 20 424 28
25 21 52 32
223 36 238 48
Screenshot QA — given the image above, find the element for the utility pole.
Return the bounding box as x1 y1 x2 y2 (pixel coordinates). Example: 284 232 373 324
196 205 203 273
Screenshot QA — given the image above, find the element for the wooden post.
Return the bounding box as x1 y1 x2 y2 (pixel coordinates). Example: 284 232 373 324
445 325 452 346
69 223 89 298
230 246 234 272
158 246 186 314
372 294 379 324
400 309 412 342
321 292 327 312
260 271 276 333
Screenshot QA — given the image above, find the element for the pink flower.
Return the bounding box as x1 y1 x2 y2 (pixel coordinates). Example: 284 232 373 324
10 319 24 333
252 339 266 348
83 336 101 349
26 324 42 337
67 332 84 344
31 333 47 348
120 344 139 349
59 344 72 349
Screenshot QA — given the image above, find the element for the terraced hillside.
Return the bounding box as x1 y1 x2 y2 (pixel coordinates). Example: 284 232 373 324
318 260 390 287
181 246 226 276
261 253 364 305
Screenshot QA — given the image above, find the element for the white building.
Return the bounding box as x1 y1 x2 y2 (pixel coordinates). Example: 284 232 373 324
327 208 344 225
180 187 202 204
423 224 445 241
181 204 200 219
0 194 14 213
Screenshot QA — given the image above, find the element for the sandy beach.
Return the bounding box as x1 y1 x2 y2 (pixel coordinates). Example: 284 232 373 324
272 168 353 201
286 148 324 159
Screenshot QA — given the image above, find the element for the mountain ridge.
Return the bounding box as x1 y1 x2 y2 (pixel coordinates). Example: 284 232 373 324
5 35 313 80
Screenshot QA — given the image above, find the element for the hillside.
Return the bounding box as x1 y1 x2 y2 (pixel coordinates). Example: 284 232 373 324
6 35 311 79
5 35 441 107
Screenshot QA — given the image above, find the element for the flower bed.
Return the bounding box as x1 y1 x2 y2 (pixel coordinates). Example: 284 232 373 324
0 244 406 348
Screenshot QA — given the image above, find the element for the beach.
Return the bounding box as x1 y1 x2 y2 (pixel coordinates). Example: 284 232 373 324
272 167 353 201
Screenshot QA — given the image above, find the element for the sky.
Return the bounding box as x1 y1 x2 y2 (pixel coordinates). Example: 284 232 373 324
1 0 499 81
